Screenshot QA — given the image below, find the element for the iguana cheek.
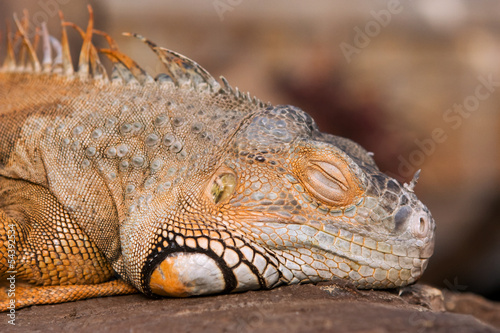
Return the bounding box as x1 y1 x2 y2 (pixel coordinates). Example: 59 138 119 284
149 252 226 297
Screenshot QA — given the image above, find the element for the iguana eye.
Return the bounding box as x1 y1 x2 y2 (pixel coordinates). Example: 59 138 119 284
302 161 350 206
210 172 237 204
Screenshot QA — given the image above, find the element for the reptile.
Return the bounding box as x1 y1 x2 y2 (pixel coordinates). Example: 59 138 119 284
0 7 435 311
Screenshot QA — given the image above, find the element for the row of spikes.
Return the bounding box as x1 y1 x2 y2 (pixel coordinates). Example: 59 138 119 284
0 5 268 108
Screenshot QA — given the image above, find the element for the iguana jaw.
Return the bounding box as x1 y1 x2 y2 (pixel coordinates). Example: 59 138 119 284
237 194 434 289
141 189 434 297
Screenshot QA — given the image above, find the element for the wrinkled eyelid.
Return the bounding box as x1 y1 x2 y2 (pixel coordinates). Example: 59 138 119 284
310 160 349 190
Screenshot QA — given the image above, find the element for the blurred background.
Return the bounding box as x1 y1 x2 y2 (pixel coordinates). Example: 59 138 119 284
1 0 499 301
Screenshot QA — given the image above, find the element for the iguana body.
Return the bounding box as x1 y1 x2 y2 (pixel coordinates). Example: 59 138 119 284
0 8 435 311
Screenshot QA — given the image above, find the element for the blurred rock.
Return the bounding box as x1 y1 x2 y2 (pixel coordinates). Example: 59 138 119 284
444 289 500 330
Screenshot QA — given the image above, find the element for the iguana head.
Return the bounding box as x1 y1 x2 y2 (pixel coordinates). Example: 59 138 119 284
126 104 435 297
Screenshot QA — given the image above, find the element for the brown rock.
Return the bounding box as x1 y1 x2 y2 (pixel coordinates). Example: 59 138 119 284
3 283 499 333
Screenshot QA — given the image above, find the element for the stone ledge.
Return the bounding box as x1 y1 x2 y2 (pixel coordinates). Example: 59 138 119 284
4 282 499 332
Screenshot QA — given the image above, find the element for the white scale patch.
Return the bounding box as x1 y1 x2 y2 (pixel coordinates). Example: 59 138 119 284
165 252 225 295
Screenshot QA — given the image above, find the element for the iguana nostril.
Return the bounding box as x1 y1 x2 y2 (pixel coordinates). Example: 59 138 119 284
419 217 426 233
405 210 433 238
413 215 430 237
394 205 412 231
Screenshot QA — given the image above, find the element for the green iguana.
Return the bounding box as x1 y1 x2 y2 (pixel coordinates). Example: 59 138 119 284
0 7 435 311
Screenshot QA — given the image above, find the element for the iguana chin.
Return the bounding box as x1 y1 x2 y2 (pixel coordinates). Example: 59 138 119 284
0 6 435 310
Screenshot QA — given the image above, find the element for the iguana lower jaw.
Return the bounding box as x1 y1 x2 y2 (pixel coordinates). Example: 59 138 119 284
141 192 434 297
140 210 434 298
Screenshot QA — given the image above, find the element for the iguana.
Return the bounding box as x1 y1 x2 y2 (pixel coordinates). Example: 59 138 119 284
0 7 435 311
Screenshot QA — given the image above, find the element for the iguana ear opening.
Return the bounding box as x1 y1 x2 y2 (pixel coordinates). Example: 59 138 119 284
206 167 238 205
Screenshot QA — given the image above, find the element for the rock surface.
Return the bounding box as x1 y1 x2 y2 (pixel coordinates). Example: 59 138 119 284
3 282 499 332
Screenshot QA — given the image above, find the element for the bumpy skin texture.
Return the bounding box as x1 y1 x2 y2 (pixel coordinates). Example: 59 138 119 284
0 9 435 310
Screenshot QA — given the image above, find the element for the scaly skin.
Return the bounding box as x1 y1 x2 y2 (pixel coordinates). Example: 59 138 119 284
0 8 435 311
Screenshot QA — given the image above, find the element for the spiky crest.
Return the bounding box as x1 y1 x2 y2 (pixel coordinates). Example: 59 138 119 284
0 5 269 107
2 20 16 70
58 10 73 76
13 11 41 72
